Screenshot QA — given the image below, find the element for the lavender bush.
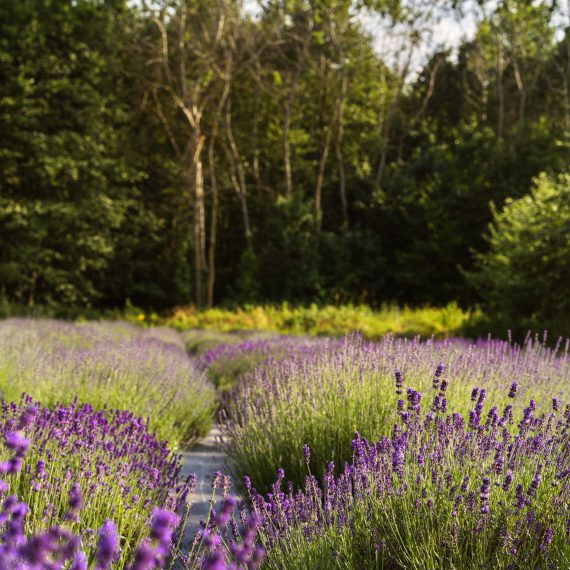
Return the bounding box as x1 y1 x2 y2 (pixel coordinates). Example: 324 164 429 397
197 336 332 393
224 333 570 491
182 330 271 356
0 319 216 446
0 395 197 567
0 398 267 569
245 380 570 569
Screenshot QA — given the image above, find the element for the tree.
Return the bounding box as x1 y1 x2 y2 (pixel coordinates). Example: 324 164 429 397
0 0 140 307
469 173 570 336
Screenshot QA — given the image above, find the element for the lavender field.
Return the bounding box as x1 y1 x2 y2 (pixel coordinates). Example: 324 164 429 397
1 318 570 568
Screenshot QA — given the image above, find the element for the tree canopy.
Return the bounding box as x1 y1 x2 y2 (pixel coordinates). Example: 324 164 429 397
0 0 568 320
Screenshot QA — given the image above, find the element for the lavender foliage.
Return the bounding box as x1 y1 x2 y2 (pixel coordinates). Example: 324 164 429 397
246 381 570 568
224 333 570 490
0 396 195 566
0 318 216 445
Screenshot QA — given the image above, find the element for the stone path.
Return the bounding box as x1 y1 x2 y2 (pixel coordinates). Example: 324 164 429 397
179 426 236 541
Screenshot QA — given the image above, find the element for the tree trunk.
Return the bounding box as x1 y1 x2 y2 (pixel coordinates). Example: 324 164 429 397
186 132 206 307
375 49 411 186
336 68 348 227
497 34 505 143
282 13 313 197
207 143 218 308
283 99 294 198
315 125 333 228
252 88 263 194
226 98 253 250
207 79 231 308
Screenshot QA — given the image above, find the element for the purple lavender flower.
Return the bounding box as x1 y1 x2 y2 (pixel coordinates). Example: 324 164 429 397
214 496 236 528
502 470 513 492
150 508 179 543
202 550 227 570
68 483 82 512
406 388 422 414
508 381 518 398
514 484 526 510
540 527 554 551
70 551 88 570
95 520 119 569
5 432 30 457
433 364 443 389
128 541 156 570
395 369 404 395
527 466 543 498
303 444 311 465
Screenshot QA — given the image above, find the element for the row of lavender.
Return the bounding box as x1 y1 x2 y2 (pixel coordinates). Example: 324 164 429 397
0 319 222 568
6 380 570 569
181 329 570 568
222 333 570 490
0 396 265 569
205 332 570 568
2 319 570 568
0 319 216 446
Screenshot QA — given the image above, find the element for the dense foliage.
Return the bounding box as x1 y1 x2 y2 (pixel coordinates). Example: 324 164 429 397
247 384 570 569
470 173 570 337
2 321 570 568
1 0 569 322
0 397 190 567
167 303 476 339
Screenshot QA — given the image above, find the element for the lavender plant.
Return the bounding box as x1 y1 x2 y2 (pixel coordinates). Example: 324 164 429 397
175 472 264 570
0 319 216 446
0 402 266 569
245 381 570 569
224 333 570 491
0 396 197 567
196 336 330 392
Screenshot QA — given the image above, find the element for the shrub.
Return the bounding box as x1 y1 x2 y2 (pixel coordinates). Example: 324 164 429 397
0 397 193 567
196 336 331 392
167 303 477 340
469 172 570 337
246 383 570 569
0 404 263 569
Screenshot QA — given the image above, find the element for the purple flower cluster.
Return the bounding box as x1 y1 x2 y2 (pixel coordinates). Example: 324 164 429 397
224 332 570 494
0 396 195 566
178 473 265 570
243 376 570 566
0 426 181 569
196 335 334 394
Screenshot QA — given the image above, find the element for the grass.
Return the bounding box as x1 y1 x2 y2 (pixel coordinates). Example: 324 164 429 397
165 302 479 340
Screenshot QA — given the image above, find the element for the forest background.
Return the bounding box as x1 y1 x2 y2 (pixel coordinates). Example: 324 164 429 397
1 0 569 337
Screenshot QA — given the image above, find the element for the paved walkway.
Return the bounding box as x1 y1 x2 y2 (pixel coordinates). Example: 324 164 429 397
179 426 237 542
